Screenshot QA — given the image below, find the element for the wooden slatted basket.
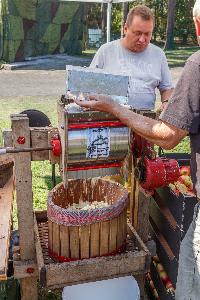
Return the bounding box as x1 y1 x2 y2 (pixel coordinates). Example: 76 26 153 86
47 178 128 261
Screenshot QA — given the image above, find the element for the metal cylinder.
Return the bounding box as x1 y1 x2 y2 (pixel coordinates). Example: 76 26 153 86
67 127 129 163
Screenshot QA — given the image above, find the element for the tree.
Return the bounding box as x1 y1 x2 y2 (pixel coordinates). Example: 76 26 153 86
164 0 177 50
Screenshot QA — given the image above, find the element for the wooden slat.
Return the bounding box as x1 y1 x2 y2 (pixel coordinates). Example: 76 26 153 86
109 217 118 253
48 220 53 251
52 223 60 255
69 226 79 259
117 213 124 248
90 223 100 257
80 225 90 259
122 209 127 242
0 177 13 280
100 220 109 256
136 188 150 243
60 225 70 257
31 128 49 161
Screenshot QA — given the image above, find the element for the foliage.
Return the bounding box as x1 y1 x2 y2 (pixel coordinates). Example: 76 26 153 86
86 0 196 45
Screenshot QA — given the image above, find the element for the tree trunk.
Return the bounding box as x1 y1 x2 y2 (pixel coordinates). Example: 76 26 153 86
183 0 194 45
164 0 176 50
121 2 129 38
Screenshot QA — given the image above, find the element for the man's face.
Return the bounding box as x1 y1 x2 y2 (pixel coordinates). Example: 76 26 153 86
123 15 154 52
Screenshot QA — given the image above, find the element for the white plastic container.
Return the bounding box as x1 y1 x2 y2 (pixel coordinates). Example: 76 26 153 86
62 276 140 300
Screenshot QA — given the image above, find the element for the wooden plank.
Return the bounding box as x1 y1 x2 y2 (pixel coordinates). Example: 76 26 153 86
136 188 150 243
133 177 140 229
31 128 49 161
80 225 90 259
90 223 100 257
129 156 137 225
52 223 60 255
0 177 13 280
46 249 147 288
60 225 70 258
48 220 53 251
117 213 124 248
14 260 38 279
69 226 80 259
11 114 38 299
3 129 12 147
100 220 109 256
109 217 118 253
122 209 127 241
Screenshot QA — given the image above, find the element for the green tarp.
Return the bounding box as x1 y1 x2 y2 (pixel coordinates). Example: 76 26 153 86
0 0 85 62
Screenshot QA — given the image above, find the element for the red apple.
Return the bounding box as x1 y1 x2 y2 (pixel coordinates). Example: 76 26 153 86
146 272 151 281
187 183 193 192
180 166 190 176
165 280 173 290
159 271 169 284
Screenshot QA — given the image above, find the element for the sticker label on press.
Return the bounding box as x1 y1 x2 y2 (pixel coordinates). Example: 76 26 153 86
86 127 110 159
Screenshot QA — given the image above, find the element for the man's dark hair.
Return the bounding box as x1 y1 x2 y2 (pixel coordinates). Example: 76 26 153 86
126 5 154 27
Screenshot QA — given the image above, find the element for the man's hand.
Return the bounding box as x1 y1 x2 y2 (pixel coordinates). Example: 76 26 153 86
74 94 120 113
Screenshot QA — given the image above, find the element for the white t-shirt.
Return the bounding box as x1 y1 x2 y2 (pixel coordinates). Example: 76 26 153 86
90 39 173 110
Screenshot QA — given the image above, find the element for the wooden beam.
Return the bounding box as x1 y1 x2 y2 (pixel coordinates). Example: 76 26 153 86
11 114 38 299
31 128 49 161
0 177 13 280
14 260 38 279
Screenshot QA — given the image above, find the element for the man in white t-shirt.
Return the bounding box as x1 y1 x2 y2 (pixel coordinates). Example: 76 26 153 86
90 5 173 110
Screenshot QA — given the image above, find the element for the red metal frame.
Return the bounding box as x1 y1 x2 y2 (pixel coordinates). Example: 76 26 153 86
68 121 125 130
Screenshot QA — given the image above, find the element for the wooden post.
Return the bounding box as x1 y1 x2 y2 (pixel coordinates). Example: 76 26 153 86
11 114 38 300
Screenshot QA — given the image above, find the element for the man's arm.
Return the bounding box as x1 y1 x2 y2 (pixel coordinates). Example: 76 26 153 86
159 88 174 111
74 95 188 150
160 88 174 103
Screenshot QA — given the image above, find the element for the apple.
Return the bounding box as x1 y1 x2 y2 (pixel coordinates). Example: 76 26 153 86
165 280 173 290
146 272 151 281
187 183 193 192
179 175 192 187
180 166 190 176
153 255 160 263
159 271 169 284
157 263 164 272
149 279 155 290
152 288 159 298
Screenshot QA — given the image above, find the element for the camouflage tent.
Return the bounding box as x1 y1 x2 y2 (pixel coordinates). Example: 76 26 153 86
0 0 86 62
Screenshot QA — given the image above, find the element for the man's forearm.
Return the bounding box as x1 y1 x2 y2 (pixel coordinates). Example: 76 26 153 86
111 105 186 149
160 88 174 103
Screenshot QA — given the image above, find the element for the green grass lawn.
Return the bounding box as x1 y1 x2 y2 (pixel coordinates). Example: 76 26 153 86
165 46 199 68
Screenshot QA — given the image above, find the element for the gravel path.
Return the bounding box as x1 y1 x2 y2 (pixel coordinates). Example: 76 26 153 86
0 56 183 97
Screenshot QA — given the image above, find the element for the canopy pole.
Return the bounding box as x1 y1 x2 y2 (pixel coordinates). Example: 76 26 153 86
106 1 112 43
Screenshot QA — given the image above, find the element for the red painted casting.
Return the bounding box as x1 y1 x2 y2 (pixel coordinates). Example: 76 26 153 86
51 136 61 156
66 162 121 171
140 157 180 190
68 121 125 130
17 136 26 144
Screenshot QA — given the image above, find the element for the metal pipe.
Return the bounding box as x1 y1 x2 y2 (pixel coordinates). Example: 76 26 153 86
0 146 53 155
